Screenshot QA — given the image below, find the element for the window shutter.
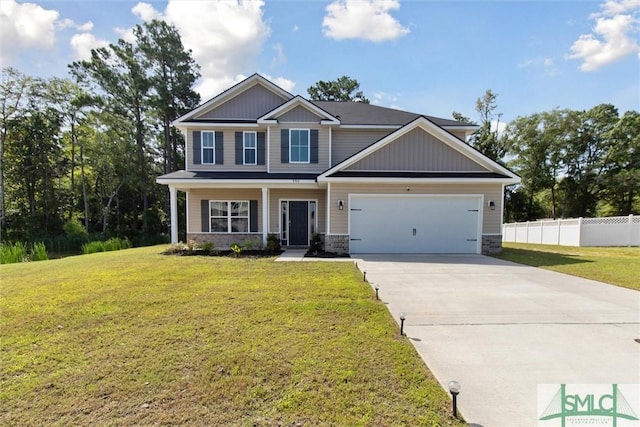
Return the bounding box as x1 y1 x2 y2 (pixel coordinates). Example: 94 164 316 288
201 200 209 232
257 132 266 165
281 129 289 163
250 200 258 232
235 132 243 165
193 131 201 165
310 129 319 164
215 132 224 165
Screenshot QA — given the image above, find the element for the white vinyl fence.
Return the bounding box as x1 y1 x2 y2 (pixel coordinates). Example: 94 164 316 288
502 215 640 247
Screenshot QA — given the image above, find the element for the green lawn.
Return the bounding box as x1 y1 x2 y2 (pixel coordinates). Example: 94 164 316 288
494 243 640 291
0 246 462 426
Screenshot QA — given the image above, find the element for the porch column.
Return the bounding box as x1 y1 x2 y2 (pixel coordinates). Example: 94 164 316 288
169 186 178 244
262 187 268 245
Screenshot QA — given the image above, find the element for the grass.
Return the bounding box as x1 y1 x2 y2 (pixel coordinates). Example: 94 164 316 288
494 243 640 291
0 246 462 426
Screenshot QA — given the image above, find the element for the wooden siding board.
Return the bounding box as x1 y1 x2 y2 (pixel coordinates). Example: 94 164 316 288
277 106 323 122
331 129 391 166
197 84 288 120
328 183 503 235
345 128 488 172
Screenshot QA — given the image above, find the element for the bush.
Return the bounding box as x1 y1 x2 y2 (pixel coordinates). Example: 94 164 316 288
30 242 48 261
1 242 27 264
230 243 242 257
82 237 131 255
200 241 215 253
310 233 323 252
266 234 281 252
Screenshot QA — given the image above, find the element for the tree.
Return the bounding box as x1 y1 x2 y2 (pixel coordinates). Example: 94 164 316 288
453 89 504 162
307 76 369 103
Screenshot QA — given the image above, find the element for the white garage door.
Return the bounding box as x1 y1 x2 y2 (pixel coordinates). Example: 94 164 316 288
349 195 481 254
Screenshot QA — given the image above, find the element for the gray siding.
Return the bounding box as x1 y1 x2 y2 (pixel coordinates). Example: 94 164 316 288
346 128 488 172
331 129 391 166
276 106 323 123
270 124 330 173
198 84 288 120
188 188 264 234
186 128 267 172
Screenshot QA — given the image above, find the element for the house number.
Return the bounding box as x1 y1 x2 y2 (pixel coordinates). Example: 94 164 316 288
292 179 300 183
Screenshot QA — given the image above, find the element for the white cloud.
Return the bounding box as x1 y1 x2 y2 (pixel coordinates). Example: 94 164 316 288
0 0 59 65
322 0 410 42
517 57 558 76
263 74 295 93
114 26 136 44
567 0 640 71
271 43 287 67
292 24 299 32
132 2 162 22
70 32 110 60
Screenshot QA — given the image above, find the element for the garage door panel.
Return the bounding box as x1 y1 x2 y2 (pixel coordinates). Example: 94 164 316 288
350 195 480 254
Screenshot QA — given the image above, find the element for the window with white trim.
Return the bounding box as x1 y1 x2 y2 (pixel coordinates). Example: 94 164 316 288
202 131 215 164
210 201 249 233
290 129 309 163
244 132 257 165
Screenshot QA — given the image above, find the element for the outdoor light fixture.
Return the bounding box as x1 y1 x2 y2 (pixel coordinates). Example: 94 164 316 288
488 200 496 210
374 284 379 300
399 312 406 336
448 380 461 418
338 200 344 210
363 271 367 282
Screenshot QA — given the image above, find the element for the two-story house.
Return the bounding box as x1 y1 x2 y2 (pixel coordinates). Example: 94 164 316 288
157 74 520 254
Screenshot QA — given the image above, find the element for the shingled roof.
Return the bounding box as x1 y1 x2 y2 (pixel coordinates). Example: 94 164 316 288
310 101 472 127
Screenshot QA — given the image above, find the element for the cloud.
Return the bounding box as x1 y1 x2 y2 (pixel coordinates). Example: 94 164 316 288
0 0 59 65
322 0 410 42
567 0 640 71
271 43 287 67
70 32 110 61
132 2 162 21
517 57 558 76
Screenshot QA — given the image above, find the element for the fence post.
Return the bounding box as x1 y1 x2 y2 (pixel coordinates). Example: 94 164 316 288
629 214 634 247
557 219 561 245
526 221 530 244
577 217 583 247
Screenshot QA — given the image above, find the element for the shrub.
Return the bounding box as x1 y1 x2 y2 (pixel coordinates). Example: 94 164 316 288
82 241 104 255
0 242 27 264
164 242 188 255
81 237 132 255
230 243 242 257
30 242 49 261
310 233 323 252
266 234 281 252
200 241 215 253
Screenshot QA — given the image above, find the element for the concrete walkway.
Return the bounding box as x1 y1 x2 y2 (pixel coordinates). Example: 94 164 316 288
356 254 640 427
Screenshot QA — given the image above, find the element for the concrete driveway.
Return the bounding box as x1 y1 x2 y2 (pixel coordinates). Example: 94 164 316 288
356 254 640 427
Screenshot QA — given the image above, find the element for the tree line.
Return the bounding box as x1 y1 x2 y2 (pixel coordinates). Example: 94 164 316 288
454 91 639 222
1 20 200 248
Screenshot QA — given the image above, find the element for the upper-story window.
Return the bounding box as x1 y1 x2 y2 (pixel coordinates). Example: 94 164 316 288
290 129 310 163
202 131 215 164
243 132 257 165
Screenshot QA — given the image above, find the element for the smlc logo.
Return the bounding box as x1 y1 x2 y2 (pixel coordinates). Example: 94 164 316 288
538 384 639 427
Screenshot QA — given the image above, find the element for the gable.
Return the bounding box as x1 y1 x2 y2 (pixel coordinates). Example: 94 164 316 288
345 127 488 172
196 84 289 120
274 105 324 122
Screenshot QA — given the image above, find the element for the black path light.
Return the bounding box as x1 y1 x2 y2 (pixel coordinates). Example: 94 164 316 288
399 312 406 336
374 284 379 300
363 270 367 282
448 380 461 418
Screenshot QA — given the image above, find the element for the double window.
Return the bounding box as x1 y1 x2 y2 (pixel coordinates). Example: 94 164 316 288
243 132 257 165
290 129 310 163
210 201 249 233
202 131 215 164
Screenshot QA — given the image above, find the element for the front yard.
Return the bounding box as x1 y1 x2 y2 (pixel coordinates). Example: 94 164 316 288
0 246 462 426
494 243 640 291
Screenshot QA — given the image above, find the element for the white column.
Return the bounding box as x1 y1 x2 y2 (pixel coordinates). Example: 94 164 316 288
262 187 268 245
170 186 178 244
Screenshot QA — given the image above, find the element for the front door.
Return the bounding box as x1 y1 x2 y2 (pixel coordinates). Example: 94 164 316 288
288 201 309 246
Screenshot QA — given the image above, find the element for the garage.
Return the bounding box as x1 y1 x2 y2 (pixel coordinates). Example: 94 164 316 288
349 194 482 254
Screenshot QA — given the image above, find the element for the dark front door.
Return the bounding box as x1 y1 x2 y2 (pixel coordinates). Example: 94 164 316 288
289 201 309 246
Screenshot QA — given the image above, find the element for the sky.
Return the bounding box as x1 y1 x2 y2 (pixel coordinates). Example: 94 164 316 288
1 0 639 125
